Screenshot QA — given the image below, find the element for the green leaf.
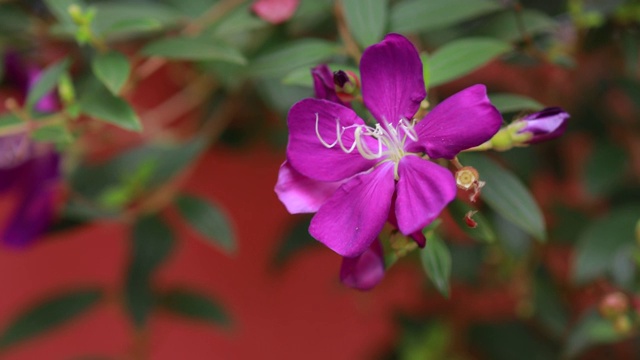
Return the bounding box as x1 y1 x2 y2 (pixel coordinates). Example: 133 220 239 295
125 214 175 328
102 18 162 36
564 309 623 358
43 0 84 27
573 206 640 284
91 1 181 36
447 200 496 243
0 113 22 129
342 0 388 48
420 53 430 89
175 195 236 255
26 58 70 110
0 289 102 349
488 93 544 113
249 40 341 78
91 51 131 95
390 0 502 34
272 215 319 268
210 4 269 38
31 123 72 146
473 9 556 42
461 153 546 241
584 142 628 197
420 232 451 297
142 37 247 64
428 38 510 87
79 80 141 131
157 289 230 327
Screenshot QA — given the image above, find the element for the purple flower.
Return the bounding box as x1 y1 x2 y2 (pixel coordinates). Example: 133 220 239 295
0 52 61 247
281 34 502 258
518 107 569 144
311 65 344 105
339 239 385 291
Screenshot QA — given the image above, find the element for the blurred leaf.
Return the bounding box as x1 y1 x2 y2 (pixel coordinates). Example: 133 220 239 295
142 37 247 64
564 309 623 358
461 153 546 241
420 232 451 297
103 18 162 35
573 205 640 284
211 4 269 37
163 0 218 18
249 40 341 78
0 113 22 129
428 38 510 87
493 211 532 258
390 0 502 34
79 82 141 131
43 0 84 27
91 1 181 36
175 194 236 255
273 215 319 267
26 58 70 110
584 142 627 197
534 273 568 338
473 9 556 42
0 4 31 33
0 289 102 349
91 51 131 95
31 123 72 146
449 243 483 283
471 321 558 360
157 289 230 327
447 200 496 243
125 214 175 328
489 93 544 113
66 137 206 220
342 0 388 48
398 321 452 360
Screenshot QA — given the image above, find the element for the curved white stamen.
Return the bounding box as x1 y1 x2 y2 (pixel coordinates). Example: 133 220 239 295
315 113 338 148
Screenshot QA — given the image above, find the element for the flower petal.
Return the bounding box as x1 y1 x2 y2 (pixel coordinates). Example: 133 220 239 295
287 98 377 182
274 161 342 214
311 65 343 105
340 239 385 291
410 84 502 159
520 107 569 144
251 0 300 24
395 156 456 235
310 162 395 257
360 33 426 125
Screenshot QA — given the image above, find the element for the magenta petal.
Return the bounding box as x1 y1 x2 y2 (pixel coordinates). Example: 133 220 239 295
395 156 456 235
310 163 395 257
520 107 569 144
275 161 342 214
410 84 502 159
360 33 426 125
287 98 377 182
340 239 385 291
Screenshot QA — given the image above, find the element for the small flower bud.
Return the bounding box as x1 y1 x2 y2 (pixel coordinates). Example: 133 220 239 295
333 70 360 102
516 107 569 144
599 292 629 319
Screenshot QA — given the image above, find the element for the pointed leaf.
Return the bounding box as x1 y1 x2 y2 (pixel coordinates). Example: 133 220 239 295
573 206 640 284
249 40 341 78
0 289 102 349
473 10 556 42
79 82 141 131
175 195 236 255
91 51 131 95
142 37 247 64
390 0 502 34
461 153 546 241
428 38 511 87
157 289 230 327
125 214 175 328
26 58 70 110
488 93 544 113
420 232 451 297
342 0 388 48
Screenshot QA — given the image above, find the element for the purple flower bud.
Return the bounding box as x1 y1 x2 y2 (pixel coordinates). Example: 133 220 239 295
311 64 343 105
333 70 350 87
518 107 569 144
339 240 385 291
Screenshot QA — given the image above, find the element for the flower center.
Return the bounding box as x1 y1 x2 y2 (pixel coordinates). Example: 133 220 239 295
315 114 419 177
